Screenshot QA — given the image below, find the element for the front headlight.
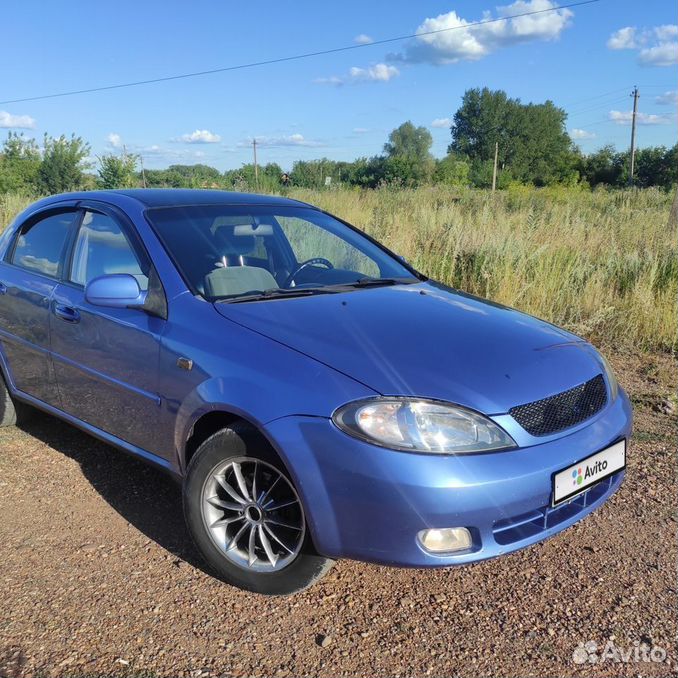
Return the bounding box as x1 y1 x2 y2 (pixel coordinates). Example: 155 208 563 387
333 398 516 454
598 352 619 401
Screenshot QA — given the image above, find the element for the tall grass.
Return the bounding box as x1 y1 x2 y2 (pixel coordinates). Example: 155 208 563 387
289 185 677 352
0 193 33 230
1 186 676 352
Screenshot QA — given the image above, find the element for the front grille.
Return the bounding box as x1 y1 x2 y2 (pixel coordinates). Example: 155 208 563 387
509 374 607 436
492 473 616 546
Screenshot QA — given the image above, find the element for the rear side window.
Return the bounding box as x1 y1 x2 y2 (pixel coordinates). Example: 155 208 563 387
11 212 74 278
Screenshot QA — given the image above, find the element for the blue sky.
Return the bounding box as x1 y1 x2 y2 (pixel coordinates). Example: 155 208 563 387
1 0 676 170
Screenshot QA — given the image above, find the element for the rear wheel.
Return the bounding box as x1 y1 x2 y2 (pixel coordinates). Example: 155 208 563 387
0 373 32 427
0 375 16 427
183 424 334 595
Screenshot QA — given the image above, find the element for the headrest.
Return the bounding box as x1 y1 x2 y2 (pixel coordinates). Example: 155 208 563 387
204 265 278 298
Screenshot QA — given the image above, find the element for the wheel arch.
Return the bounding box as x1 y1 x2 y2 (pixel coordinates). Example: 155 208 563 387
182 407 329 557
182 408 292 479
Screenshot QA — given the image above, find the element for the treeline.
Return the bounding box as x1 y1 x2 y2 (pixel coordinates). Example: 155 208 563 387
1 88 676 195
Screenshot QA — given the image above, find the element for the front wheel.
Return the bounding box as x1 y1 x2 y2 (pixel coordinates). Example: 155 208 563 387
183 425 334 595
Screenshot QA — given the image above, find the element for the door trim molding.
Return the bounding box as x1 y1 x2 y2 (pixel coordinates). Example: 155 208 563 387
49 348 161 406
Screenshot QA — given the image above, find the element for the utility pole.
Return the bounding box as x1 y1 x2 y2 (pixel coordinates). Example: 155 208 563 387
492 140 499 192
139 155 147 188
252 138 259 190
628 86 639 186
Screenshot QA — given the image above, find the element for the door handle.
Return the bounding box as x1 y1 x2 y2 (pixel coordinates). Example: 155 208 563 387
53 303 80 323
0 282 7 295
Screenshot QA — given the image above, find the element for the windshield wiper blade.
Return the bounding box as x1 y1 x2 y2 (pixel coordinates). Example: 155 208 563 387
338 276 418 289
218 287 339 304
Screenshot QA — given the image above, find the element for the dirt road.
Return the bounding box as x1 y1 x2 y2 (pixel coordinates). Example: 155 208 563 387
0 351 675 677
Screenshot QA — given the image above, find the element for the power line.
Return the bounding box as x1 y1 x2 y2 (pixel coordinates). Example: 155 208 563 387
567 95 629 117
570 116 614 129
561 86 630 108
0 0 601 105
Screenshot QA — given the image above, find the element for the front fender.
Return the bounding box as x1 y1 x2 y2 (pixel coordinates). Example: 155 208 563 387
158 296 377 470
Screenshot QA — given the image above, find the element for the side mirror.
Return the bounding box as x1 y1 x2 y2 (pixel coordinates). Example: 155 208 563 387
85 274 147 310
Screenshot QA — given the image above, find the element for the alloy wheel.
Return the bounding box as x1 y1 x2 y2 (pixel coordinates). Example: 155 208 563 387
200 457 306 572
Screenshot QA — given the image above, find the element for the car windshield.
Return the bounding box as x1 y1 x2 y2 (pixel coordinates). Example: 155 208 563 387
146 204 419 301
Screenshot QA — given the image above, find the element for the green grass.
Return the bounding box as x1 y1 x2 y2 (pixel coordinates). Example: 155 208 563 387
2 185 676 352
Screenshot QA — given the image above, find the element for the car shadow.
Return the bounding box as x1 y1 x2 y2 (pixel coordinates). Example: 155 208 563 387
17 409 213 576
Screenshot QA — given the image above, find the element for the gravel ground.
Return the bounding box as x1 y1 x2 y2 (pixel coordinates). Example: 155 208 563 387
0 351 675 678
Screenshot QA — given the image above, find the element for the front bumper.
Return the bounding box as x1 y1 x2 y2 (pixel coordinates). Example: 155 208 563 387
264 389 632 567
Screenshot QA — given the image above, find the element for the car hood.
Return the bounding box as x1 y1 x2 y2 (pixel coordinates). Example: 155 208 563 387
214 282 604 414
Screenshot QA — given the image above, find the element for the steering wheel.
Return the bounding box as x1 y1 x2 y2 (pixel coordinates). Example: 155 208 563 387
283 258 334 288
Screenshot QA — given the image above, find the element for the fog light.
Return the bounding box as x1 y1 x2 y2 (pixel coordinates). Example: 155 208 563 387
417 527 472 553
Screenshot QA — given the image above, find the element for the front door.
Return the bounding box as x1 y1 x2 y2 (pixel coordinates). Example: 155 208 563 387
50 207 165 455
0 208 77 406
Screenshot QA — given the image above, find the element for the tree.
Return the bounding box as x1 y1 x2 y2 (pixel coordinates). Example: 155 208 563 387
434 155 470 186
450 88 576 186
166 164 222 187
634 145 678 190
580 145 625 187
289 158 342 188
38 134 91 194
383 121 434 185
97 152 138 189
0 133 41 193
338 156 386 188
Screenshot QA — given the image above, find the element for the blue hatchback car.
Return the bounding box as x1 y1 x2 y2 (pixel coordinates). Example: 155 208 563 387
0 189 631 594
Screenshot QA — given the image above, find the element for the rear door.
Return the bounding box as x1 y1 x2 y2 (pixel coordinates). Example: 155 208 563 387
0 207 78 406
50 203 166 455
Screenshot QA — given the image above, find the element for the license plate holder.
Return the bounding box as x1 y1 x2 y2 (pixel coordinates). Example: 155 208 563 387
552 439 626 507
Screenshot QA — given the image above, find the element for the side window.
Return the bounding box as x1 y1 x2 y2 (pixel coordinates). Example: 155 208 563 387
11 212 74 278
277 216 380 278
70 211 148 290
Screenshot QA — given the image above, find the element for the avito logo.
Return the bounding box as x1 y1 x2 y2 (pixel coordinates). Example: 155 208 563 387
572 459 608 487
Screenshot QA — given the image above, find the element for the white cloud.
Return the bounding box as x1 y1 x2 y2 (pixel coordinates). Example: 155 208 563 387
639 42 678 67
314 75 344 85
316 63 399 85
349 63 399 81
0 111 36 129
176 129 221 144
607 26 637 50
123 143 216 166
239 134 324 148
609 110 673 125
391 0 573 65
654 24 678 41
570 128 596 140
655 90 678 106
143 144 164 154
352 127 370 133
431 117 452 128
107 132 122 148
607 24 678 67
354 33 373 45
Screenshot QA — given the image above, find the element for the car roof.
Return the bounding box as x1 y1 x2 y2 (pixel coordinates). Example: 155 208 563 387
36 188 315 210
111 188 314 208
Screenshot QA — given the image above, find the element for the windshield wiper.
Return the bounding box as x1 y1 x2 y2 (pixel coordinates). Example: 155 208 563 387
218 277 419 303
335 276 419 289
218 287 340 304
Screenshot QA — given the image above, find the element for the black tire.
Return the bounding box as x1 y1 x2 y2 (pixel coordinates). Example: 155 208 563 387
0 374 17 427
183 424 334 595
0 372 33 427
